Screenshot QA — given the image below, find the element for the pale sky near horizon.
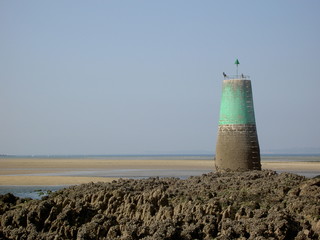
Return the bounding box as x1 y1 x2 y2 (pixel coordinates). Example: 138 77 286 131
1 1 320 155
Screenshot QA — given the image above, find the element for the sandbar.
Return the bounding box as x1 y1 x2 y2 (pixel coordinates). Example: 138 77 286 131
261 161 320 171
0 157 319 185
0 158 213 175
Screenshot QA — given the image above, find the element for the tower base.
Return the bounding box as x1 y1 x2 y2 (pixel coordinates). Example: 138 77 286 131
215 124 261 171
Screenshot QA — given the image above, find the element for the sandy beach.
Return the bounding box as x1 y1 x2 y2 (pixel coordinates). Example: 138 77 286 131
0 158 212 185
0 157 319 185
0 158 213 174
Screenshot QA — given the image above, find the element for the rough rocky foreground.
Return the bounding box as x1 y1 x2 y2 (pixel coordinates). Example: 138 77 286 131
1 170 320 240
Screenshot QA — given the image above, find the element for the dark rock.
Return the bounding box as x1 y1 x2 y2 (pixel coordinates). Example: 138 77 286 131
0 170 319 239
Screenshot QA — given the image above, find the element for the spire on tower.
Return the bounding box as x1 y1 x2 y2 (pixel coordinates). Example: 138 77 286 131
235 58 240 76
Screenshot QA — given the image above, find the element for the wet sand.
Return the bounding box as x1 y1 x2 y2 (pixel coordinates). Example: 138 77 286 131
262 161 320 171
0 158 212 174
0 158 213 185
0 157 319 185
0 176 118 186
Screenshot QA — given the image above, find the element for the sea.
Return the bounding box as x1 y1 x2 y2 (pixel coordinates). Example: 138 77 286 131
1 154 319 199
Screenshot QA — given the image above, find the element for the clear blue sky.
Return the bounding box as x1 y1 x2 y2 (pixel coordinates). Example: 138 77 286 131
1 1 320 155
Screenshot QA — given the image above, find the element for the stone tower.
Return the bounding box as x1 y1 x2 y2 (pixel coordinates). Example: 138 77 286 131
215 76 261 171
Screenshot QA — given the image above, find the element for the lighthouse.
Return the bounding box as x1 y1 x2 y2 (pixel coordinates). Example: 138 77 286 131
215 60 261 171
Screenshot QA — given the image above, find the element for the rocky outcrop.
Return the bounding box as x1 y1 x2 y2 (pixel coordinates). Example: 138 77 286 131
1 170 319 239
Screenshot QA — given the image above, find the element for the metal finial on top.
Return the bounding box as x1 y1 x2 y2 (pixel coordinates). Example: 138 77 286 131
235 58 240 76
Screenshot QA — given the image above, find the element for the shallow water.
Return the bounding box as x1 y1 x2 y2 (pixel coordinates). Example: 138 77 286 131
0 185 69 200
0 169 212 199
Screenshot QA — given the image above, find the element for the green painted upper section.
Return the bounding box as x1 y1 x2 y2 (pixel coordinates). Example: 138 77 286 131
219 79 256 125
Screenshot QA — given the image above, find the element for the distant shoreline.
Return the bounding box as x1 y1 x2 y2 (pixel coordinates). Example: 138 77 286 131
1 153 320 159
